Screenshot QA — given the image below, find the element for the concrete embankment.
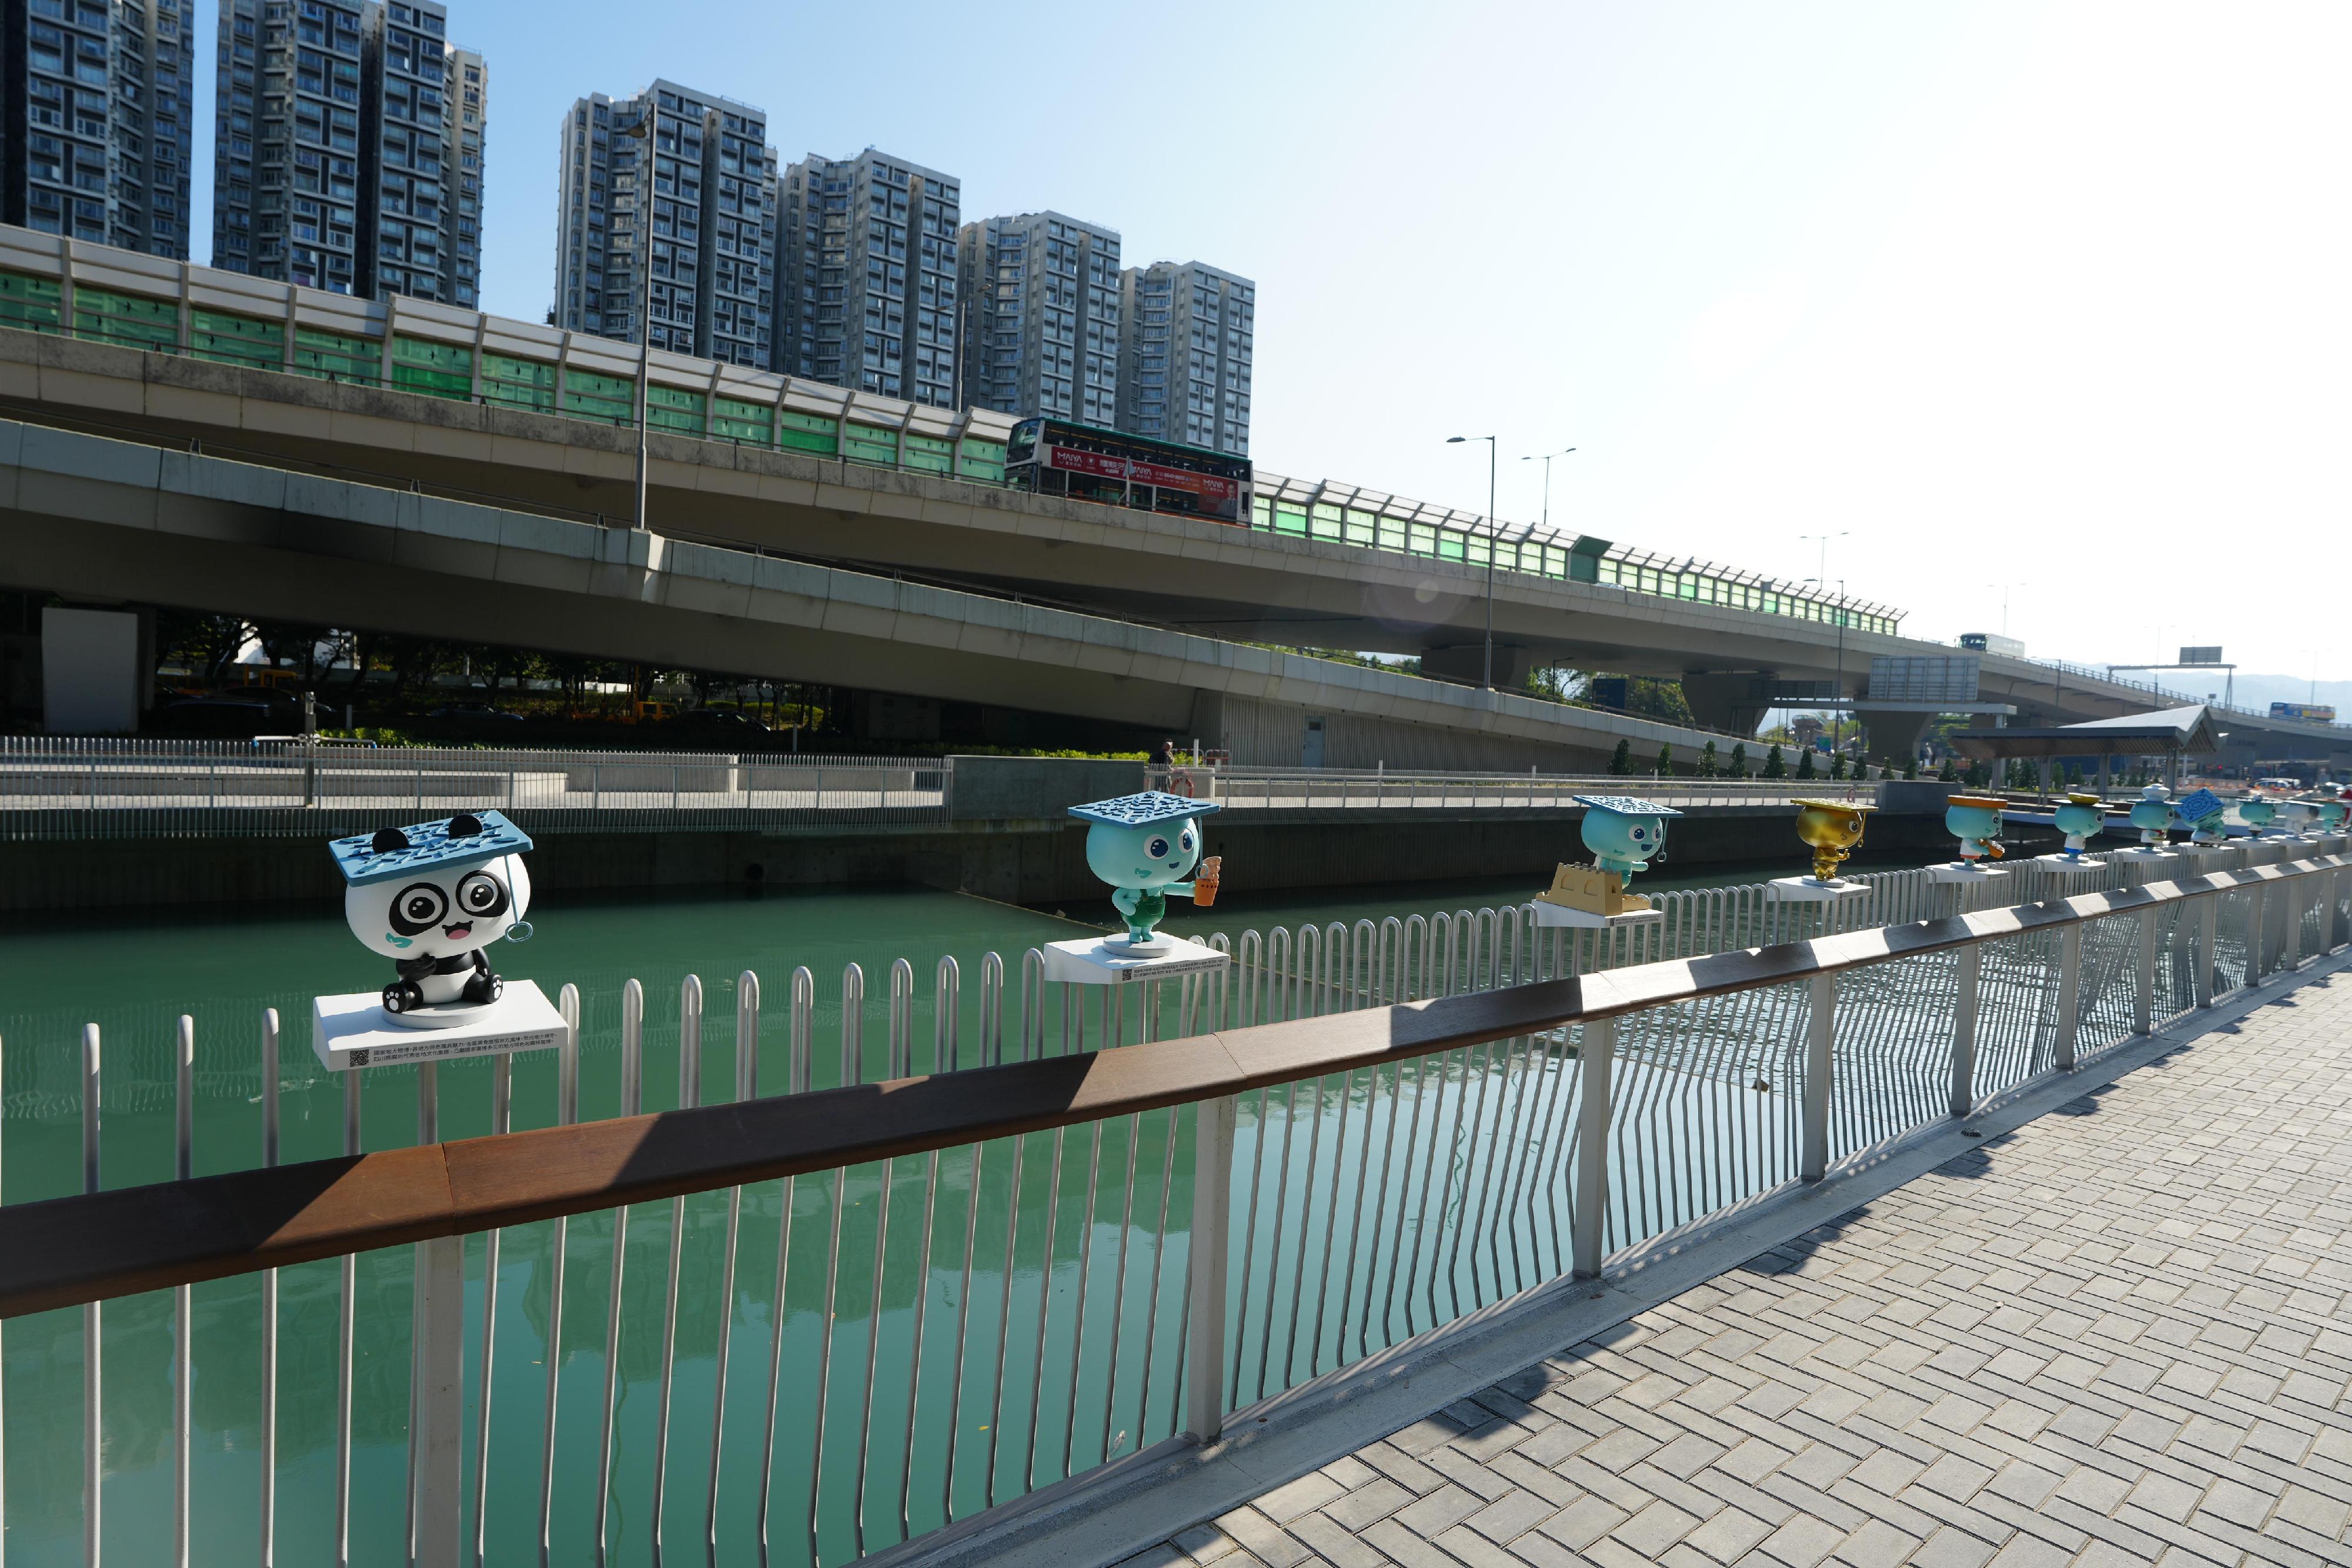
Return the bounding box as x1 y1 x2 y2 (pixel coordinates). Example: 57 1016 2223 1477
3 765 2044 913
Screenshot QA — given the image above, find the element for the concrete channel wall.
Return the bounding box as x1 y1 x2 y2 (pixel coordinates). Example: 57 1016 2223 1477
0 767 2020 913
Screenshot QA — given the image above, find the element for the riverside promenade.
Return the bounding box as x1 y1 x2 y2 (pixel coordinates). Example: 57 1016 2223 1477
1121 963 2352 1568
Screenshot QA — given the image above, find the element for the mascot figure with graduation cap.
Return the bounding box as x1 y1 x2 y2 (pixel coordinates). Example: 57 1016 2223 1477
331 810 535 1028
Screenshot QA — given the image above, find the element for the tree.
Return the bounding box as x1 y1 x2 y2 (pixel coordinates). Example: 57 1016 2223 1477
1524 666 1575 705
1699 740 1719 777
1729 743 1749 778
1939 757 1958 783
1829 751 1847 781
1579 675 1698 726
1763 744 1787 779
153 611 254 686
1656 744 1673 777
1903 755 1919 780
1796 747 1818 780
1609 738 1632 776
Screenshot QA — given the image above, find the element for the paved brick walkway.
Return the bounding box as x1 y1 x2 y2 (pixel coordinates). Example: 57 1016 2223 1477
1124 969 2352 1567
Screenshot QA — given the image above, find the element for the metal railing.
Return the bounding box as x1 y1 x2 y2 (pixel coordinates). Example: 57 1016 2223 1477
1 838 2344 1566
0 736 948 839
1148 764 1868 811
2004 652 2351 733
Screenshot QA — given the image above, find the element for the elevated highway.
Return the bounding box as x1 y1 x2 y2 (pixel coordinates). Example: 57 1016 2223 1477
0 225 2339 761
0 321 2234 735
0 419 1733 770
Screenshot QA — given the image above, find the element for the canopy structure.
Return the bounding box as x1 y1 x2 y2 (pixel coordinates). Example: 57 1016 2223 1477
1948 704 2221 762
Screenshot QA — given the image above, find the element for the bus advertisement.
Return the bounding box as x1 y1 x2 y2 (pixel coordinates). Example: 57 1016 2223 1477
2269 702 2337 723
1005 418 1250 523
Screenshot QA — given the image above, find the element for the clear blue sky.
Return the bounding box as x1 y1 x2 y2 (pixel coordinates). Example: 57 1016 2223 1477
189 1 2352 684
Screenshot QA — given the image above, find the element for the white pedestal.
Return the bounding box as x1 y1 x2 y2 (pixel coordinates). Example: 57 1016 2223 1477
1041 935 1230 986
312 979 565 1071
1926 862 2010 884
1531 900 1663 930
2107 847 2177 861
2033 854 2109 875
1764 876 1870 904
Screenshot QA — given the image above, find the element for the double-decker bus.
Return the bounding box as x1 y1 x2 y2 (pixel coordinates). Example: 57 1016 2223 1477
1004 418 1251 523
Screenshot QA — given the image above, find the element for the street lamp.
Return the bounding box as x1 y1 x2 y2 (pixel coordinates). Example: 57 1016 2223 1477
1799 532 1850 753
1807 574 1849 760
621 109 656 531
1981 581 2024 639
1448 434 1498 690
1519 446 1576 531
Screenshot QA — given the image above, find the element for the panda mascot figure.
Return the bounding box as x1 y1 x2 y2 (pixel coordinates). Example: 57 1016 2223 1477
330 809 534 1029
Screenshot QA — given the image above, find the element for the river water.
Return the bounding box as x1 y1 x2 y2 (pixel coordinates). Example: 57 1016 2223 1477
0 860 1912 1567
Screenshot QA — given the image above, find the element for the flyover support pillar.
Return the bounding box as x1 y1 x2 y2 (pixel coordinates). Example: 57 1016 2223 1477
1852 708 1931 771
1679 673 1772 738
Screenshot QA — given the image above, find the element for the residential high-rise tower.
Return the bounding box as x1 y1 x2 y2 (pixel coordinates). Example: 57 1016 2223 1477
551 81 770 365
212 0 485 302
438 45 484 307
956 210 1119 425
1116 260 1254 456
775 148 958 406
0 0 195 254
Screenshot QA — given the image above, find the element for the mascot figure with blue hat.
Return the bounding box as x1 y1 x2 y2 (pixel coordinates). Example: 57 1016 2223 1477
331 810 535 1028
1069 791 1223 954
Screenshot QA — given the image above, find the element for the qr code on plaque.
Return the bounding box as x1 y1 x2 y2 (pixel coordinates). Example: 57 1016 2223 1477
349 1048 372 1068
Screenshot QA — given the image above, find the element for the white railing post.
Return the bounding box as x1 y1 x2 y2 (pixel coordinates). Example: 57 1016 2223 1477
1572 1017 1615 1278
2334 865 2350 951
2247 885 2269 982
2281 878 2301 973
411 1065 463 1568
2133 905 2158 1034
2054 921 2083 1070
1800 973 1835 1181
1183 1094 1237 1444
1949 944 1980 1118
173 1017 193 1568
82 1023 101 1568
2196 892 2219 1005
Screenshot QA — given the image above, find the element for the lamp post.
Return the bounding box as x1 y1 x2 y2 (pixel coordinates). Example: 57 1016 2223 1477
1519 446 1576 531
1807 574 1848 760
1981 580 2023 639
1799 531 1850 755
621 109 655 531
1447 434 1498 690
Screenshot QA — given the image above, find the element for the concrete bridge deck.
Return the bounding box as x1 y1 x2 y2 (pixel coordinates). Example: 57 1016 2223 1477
1095 954 2352 1568
0 310 2299 743
0 418 1730 773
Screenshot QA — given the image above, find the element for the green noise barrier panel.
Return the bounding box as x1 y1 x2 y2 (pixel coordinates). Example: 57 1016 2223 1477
189 309 282 369
292 327 379 383
0 270 63 332
73 287 178 351
390 335 472 400
561 368 634 424
480 352 556 412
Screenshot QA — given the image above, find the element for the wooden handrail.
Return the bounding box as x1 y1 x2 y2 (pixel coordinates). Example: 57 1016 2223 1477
0 856 2336 1320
